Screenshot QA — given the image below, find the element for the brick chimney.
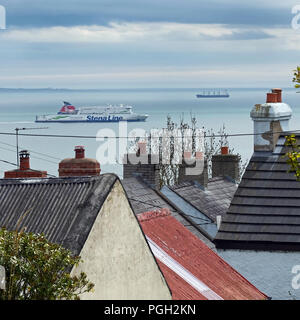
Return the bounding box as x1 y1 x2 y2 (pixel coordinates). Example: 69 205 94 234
212 147 240 182
4 150 47 179
123 141 160 189
272 88 282 102
59 146 101 177
250 88 292 153
178 151 208 188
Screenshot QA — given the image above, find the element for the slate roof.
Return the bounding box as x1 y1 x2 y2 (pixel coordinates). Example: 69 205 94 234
138 209 268 300
0 174 118 255
122 176 215 250
170 176 237 222
215 134 300 250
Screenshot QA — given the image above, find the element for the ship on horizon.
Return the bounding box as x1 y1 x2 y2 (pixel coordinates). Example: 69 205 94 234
35 102 148 123
196 89 230 98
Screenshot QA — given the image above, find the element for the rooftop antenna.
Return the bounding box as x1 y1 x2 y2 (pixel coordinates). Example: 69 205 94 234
15 127 48 168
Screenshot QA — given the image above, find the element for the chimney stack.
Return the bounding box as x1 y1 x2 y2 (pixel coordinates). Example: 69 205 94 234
123 141 160 189
250 88 292 153
137 141 147 155
20 150 30 170
178 152 208 188
59 146 101 177
212 147 240 183
4 150 47 179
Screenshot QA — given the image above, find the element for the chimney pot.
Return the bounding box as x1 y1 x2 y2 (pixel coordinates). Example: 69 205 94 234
137 141 147 155
195 151 204 160
272 88 282 103
19 150 30 170
183 151 192 160
221 146 229 155
75 146 85 159
266 93 278 103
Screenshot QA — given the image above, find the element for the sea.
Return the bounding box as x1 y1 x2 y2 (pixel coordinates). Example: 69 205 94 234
1 87 300 300
0 87 299 177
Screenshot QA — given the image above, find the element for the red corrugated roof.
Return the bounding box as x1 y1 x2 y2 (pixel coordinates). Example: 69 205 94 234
138 209 268 300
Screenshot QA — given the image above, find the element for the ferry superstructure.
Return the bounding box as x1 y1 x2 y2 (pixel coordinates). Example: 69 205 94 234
35 102 148 123
196 89 230 98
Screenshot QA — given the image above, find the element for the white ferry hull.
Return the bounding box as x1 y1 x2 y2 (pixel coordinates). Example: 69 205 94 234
35 114 148 123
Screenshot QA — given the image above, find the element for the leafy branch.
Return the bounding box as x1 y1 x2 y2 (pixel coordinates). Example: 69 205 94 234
293 66 300 90
284 134 300 181
0 215 94 300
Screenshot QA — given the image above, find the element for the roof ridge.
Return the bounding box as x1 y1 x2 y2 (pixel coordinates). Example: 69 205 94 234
0 173 118 185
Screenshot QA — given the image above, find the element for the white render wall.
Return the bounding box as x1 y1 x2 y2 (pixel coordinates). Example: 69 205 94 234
218 249 300 300
250 102 292 151
71 180 172 300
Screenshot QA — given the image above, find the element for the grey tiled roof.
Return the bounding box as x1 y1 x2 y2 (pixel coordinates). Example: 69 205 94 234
170 177 237 222
122 177 215 250
215 134 300 250
0 174 118 255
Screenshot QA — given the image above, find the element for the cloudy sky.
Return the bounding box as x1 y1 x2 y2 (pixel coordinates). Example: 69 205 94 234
0 0 299 88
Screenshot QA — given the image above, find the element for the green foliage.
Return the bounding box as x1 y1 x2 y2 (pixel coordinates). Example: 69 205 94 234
293 66 300 89
284 134 300 181
0 227 94 300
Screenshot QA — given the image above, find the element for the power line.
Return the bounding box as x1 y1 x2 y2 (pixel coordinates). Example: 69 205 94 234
0 159 57 178
0 145 58 165
0 129 298 139
0 140 61 161
15 127 48 167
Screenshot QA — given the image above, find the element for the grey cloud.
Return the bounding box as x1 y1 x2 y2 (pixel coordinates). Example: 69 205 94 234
0 0 293 28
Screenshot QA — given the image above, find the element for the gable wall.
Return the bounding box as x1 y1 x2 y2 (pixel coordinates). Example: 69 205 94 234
71 180 172 300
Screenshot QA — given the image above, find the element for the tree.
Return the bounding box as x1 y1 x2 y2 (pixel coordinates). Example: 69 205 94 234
284 67 300 177
0 226 94 300
138 114 247 188
204 124 247 181
284 134 300 181
293 66 300 89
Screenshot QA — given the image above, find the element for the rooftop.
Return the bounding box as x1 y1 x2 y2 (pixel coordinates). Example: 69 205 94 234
215 134 300 250
0 174 118 255
122 176 215 249
170 176 237 222
138 209 268 300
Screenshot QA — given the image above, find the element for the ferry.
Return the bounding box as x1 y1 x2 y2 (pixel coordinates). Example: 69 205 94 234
196 89 230 98
35 102 148 123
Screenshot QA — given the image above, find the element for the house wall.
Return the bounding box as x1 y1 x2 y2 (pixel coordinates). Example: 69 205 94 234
218 249 300 300
71 180 172 300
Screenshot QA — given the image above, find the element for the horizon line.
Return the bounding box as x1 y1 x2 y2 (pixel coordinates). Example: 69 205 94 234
0 87 296 91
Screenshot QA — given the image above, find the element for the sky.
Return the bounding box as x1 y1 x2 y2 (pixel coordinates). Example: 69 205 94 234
0 0 300 88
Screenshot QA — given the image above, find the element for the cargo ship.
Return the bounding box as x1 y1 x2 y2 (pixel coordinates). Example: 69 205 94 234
35 102 148 123
196 89 229 98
